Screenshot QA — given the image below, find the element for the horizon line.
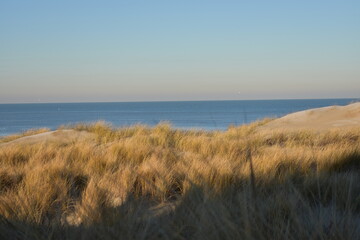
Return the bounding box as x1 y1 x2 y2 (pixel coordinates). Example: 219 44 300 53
0 97 359 105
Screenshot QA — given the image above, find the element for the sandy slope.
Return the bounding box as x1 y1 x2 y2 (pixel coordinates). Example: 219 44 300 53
261 102 360 131
0 130 94 147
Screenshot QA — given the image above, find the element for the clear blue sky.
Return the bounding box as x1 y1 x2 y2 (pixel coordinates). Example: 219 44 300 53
0 0 359 103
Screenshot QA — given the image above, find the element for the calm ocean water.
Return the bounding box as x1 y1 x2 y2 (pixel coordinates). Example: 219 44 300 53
0 99 358 136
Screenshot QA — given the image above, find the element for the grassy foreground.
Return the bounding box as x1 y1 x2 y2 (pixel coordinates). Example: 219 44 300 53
0 121 360 239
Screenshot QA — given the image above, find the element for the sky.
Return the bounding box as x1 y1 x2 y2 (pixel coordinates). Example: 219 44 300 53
0 0 359 103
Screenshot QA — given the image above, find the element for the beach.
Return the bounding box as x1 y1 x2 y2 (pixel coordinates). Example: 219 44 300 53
0 103 359 239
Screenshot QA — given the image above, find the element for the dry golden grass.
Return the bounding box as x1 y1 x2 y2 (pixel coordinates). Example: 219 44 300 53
0 121 359 239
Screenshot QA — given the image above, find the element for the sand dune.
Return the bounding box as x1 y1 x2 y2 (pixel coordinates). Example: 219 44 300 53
0 130 94 147
262 102 360 131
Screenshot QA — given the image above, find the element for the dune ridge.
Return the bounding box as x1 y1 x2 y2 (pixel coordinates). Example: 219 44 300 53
262 102 360 131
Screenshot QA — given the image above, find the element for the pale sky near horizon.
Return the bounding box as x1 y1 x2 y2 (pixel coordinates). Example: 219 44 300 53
0 0 359 103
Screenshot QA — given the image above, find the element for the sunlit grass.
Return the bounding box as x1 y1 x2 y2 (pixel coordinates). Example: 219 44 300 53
0 121 359 239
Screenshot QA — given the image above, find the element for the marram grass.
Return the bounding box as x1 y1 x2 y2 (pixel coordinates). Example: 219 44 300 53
0 121 360 239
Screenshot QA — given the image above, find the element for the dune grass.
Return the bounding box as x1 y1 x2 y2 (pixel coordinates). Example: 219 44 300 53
0 121 359 239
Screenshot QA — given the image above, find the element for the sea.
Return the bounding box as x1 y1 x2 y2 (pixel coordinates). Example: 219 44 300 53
0 98 358 136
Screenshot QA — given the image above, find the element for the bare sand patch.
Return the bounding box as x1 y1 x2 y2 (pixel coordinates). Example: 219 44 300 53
0 129 94 147
260 102 360 131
